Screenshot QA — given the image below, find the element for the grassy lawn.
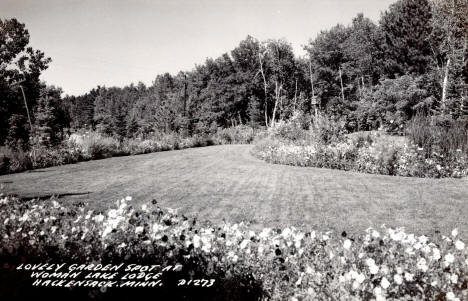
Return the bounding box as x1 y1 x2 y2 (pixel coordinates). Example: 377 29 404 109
1 144 467 238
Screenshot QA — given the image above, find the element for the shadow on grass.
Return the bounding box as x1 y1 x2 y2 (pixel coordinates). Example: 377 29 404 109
12 192 91 201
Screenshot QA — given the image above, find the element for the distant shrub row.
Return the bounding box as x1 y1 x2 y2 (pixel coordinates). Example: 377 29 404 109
0 125 257 175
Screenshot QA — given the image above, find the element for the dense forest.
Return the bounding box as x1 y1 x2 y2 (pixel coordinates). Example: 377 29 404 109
1 0 467 150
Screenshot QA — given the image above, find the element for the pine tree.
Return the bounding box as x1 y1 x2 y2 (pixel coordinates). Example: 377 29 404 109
32 95 57 147
126 114 139 138
380 0 434 76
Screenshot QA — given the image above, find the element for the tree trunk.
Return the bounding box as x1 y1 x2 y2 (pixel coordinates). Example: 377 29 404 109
293 78 298 111
183 73 187 117
441 57 451 110
309 60 315 97
270 81 280 128
339 67 345 102
258 53 269 128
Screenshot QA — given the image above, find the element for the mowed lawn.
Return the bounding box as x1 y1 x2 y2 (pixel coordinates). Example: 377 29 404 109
1 145 467 238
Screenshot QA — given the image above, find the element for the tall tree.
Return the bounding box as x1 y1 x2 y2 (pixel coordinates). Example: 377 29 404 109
379 0 434 76
430 0 468 111
0 18 51 146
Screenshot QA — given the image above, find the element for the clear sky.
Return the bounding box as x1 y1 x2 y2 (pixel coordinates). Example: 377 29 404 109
1 0 396 96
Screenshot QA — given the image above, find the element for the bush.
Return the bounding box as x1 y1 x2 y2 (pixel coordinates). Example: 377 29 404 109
406 113 468 162
1 194 468 300
0 146 32 174
31 144 83 169
214 125 256 144
1 127 261 175
313 114 347 144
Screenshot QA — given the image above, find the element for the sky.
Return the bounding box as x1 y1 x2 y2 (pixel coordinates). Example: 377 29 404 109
1 0 397 96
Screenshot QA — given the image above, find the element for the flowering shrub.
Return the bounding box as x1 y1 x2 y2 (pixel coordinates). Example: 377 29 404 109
253 131 468 178
1 194 468 300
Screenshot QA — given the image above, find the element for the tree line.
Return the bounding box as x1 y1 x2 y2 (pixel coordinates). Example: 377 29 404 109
1 0 467 150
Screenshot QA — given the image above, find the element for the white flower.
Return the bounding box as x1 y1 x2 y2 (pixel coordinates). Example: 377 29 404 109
455 240 465 250
240 239 249 250
259 228 270 239
376 295 386 301
369 265 379 274
365 258 380 274
381 277 390 289
396 267 404 274
282 227 292 238
193 235 201 248
141 204 148 212
444 253 455 266
372 230 380 238
432 248 441 261
418 235 428 244
322 234 329 241
125 196 132 201
257 246 264 254
356 273 365 284
446 292 456 301
422 245 431 253
343 239 352 250
394 274 403 285
450 274 458 284
406 234 416 244
310 231 316 240
295 276 302 286
135 226 144 234
305 265 313 275
416 258 428 272
294 240 301 249
352 280 360 290
374 286 383 297
452 228 458 237
94 214 104 223
404 272 414 282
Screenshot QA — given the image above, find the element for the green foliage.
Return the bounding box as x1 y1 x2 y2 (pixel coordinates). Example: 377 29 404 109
360 75 433 133
379 0 434 76
0 18 51 145
406 113 468 160
32 87 67 147
6 114 29 150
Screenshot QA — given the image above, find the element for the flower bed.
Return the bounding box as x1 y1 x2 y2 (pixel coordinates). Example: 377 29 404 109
253 132 468 178
1 195 468 300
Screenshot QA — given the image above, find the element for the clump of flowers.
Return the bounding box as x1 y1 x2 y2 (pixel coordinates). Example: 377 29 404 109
253 129 468 178
1 194 468 300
